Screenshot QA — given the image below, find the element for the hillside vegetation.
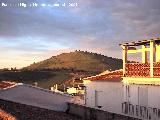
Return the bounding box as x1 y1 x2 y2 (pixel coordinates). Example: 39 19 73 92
0 70 71 89
26 51 122 72
0 51 123 89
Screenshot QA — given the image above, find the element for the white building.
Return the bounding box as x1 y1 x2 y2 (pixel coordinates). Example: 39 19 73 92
83 70 124 114
120 38 160 119
83 38 160 120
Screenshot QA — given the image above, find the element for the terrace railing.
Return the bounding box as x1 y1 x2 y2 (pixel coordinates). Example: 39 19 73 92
125 62 160 77
122 102 160 120
154 62 160 76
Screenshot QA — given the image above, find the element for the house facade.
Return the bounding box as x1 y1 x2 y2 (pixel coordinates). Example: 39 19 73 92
83 70 124 114
120 38 160 119
83 38 160 120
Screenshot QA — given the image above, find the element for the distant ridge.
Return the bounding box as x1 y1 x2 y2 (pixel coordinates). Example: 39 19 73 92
25 51 123 72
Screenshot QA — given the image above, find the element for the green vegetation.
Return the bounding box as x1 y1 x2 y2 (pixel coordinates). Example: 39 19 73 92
26 50 122 72
0 51 123 89
0 70 71 89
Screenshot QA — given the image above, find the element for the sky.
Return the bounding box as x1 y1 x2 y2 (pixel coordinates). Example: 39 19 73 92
0 0 160 68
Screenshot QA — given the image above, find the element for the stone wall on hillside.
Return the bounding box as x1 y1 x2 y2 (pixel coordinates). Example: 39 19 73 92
0 99 82 120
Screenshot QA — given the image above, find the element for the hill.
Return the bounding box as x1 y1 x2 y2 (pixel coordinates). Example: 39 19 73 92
25 51 122 72
0 51 123 89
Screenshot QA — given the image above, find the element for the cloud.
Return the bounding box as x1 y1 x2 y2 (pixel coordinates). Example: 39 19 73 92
0 0 160 68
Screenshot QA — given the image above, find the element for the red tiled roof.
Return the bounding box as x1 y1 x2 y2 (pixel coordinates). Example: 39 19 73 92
0 109 16 120
0 81 16 89
83 70 123 82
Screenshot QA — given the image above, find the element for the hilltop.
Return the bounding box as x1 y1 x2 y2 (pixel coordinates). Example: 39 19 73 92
25 50 122 72
0 51 123 89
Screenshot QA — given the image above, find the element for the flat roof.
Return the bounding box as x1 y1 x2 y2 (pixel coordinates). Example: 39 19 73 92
119 38 160 47
0 84 71 112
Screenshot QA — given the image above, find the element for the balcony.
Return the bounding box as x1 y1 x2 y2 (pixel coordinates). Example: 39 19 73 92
122 102 160 119
125 62 160 77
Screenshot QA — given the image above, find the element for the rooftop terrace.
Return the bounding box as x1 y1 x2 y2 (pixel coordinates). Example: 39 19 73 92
120 38 160 84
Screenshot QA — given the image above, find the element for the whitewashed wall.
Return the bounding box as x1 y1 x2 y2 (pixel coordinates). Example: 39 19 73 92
127 84 160 108
85 81 123 114
85 80 160 116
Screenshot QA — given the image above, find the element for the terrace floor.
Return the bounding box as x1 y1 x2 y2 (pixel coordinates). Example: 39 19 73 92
0 83 72 112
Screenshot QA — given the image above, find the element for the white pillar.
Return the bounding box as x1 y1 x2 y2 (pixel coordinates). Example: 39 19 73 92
142 45 147 63
150 41 155 77
55 84 58 90
156 45 160 62
122 45 127 76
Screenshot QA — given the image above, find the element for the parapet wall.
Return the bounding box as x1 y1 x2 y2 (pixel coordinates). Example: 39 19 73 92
0 98 142 120
0 99 81 120
68 103 141 120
